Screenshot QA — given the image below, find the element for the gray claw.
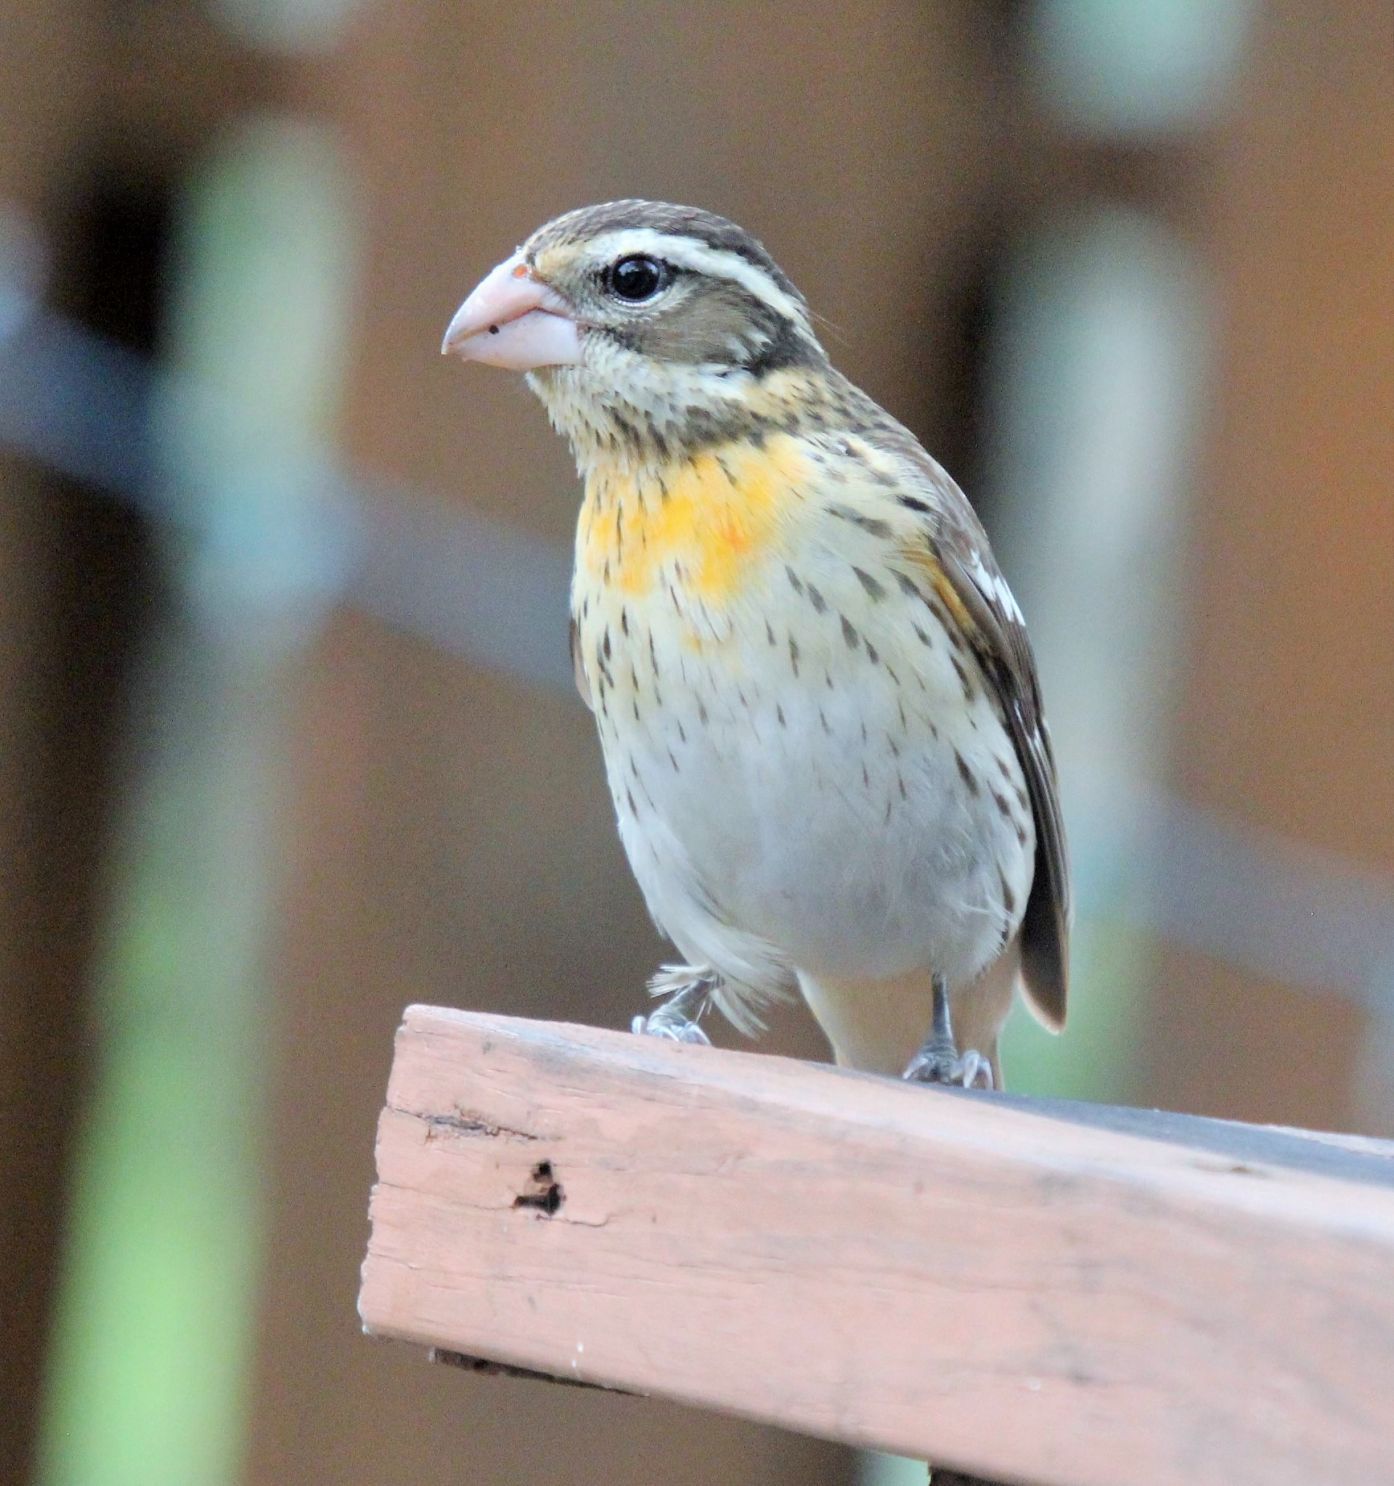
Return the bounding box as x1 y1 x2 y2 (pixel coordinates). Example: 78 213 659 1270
631 1011 711 1045
630 966 715 1046
904 1045 993 1090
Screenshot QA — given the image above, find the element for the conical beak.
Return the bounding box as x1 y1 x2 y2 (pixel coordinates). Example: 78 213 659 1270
441 251 581 370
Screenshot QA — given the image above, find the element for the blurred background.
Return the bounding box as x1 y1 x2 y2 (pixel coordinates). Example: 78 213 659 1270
2 1 1391 1483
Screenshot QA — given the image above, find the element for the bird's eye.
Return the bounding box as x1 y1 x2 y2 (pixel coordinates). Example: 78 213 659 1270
606 255 668 303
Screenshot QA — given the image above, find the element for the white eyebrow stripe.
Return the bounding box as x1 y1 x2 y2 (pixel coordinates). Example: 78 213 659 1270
581 226 811 333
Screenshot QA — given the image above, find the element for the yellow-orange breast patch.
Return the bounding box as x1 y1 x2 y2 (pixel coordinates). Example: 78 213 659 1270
579 436 808 601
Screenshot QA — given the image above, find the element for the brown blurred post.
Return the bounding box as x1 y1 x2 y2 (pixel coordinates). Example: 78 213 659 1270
0 10 156 1480
1146 1 1394 1131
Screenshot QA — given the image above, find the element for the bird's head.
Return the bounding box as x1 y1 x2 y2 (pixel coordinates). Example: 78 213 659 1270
442 200 829 468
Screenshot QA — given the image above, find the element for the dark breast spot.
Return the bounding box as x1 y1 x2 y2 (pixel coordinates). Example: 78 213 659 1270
997 865 1017 916
954 747 981 796
853 567 885 601
951 653 974 701
829 504 893 538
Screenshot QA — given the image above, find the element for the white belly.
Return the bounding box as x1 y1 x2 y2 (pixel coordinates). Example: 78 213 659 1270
578 559 1035 1019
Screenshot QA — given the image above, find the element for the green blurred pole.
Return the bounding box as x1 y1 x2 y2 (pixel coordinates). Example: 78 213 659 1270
38 118 356 1486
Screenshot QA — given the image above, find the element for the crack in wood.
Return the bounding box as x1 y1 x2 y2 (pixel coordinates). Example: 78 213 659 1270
414 1108 541 1142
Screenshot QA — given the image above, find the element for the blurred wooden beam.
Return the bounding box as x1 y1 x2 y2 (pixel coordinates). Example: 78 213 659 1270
361 1006 1394 1486
1154 0 1394 1132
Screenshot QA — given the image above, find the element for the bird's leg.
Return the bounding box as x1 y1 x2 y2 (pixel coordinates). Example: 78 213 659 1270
631 964 715 1046
903 973 994 1090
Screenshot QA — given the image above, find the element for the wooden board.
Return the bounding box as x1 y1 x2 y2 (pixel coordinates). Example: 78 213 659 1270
359 1006 1394 1486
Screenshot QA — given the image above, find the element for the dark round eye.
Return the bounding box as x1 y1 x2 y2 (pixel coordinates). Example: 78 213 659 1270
606 254 667 302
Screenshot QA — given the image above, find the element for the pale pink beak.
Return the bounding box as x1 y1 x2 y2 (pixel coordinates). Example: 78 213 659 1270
441 251 581 370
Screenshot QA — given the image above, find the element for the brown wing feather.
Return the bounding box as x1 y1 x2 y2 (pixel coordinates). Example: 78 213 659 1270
938 540 1070 1029
860 417 1071 1029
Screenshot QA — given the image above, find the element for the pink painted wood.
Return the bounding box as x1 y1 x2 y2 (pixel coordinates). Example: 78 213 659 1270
359 1006 1394 1486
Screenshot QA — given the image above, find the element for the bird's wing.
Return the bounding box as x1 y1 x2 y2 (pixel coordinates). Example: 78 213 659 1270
937 524 1070 1029
864 422 1070 1029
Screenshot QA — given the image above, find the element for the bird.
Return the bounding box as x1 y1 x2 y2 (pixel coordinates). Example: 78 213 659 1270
442 200 1068 1088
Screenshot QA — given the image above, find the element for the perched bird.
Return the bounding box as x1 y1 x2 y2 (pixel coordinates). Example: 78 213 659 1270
442 201 1068 1087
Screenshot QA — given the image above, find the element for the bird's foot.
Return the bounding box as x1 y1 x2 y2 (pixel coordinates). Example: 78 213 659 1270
630 1005 711 1044
904 1043 993 1090
902 974 994 1091
630 964 714 1046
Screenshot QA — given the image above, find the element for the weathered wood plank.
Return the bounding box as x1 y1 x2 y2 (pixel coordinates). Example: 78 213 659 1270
359 1006 1394 1486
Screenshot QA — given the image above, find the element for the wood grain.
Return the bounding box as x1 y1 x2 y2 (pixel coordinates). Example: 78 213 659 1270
359 1007 1394 1486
